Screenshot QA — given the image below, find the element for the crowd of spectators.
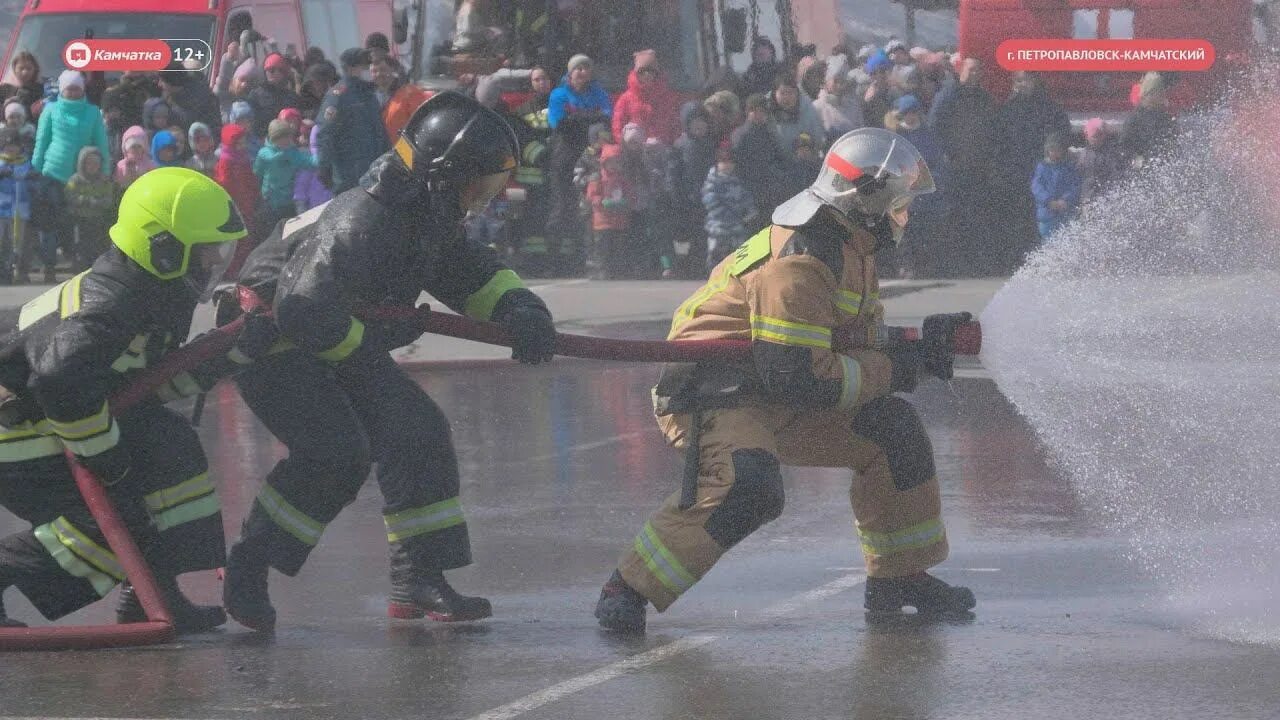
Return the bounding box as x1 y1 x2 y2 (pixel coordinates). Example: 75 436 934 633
0 14 1184 286
0 31 416 285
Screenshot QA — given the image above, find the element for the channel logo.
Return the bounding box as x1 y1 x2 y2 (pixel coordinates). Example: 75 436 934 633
64 41 91 70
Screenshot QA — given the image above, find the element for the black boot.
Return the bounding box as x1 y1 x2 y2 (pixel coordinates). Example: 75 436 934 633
223 539 276 632
387 546 491 622
594 570 647 634
117 579 226 634
864 573 976 615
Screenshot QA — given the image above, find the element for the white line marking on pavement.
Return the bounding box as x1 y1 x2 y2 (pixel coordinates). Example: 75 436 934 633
464 572 868 720
761 573 867 619
964 568 1002 573
528 279 590 291
521 432 648 463
463 635 719 720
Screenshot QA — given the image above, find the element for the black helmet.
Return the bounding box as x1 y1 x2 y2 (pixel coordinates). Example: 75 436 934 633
393 90 520 197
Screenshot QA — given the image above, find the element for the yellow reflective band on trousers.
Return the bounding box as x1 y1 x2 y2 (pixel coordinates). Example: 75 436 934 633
633 521 695 594
749 315 833 349
0 419 62 462
34 517 124 597
463 269 526 321
837 354 863 411
257 484 325 546
145 472 220 532
383 497 465 543
316 317 366 362
858 517 945 557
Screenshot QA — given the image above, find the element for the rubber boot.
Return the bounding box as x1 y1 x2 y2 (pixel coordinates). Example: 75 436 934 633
594 570 647 634
116 578 226 634
387 546 491 622
222 539 276 632
864 573 977 615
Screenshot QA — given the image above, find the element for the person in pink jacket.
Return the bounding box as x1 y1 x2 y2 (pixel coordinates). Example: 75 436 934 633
113 125 154 190
611 50 680 146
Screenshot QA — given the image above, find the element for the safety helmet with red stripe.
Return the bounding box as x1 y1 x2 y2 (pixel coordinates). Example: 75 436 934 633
772 128 935 243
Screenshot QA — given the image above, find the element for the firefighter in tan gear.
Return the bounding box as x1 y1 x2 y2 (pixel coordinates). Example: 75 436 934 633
594 128 976 633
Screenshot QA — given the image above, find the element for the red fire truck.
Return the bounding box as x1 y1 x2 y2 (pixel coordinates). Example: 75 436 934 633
958 0 1254 113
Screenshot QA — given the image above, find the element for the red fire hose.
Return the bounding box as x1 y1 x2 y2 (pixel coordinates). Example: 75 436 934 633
0 295 980 650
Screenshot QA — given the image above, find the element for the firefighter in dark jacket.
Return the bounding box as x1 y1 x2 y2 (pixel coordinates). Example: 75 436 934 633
594 129 976 633
222 91 558 632
0 167 263 631
316 48 391 194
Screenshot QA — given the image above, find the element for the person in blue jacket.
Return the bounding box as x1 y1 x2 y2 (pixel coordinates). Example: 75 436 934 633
544 54 611 274
1031 133 1082 241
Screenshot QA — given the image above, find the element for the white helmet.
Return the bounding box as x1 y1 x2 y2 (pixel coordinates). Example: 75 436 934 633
772 128 935 234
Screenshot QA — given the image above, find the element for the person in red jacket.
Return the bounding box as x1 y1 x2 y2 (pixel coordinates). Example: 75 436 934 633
611 50 680 146
585 143 637 279
214 123 261 276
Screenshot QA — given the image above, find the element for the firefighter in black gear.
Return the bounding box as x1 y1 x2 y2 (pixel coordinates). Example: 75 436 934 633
223 91 558 632
0 167 262 632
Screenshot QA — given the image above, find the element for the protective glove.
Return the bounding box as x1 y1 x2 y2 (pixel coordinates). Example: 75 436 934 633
367 316 426 352
497 300 556 365
919 312 973 381
227 308 280 364
77 444 132 487
887 345 920 394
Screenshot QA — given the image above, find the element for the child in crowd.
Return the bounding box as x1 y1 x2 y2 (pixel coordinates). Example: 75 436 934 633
186 122 218 176
701 143 756 271
215 123 261 277
1032 133 1082 241
150 130 180 167
63 146 115 270
142 97 172 138
114 125 154 190
293 123 331 214
277 107 304 143
0 128 37 284
253 118 316 235
585 144 636 280
574 123 612 193
229 101 260 156
166 124 190 162
3 102 35 156
1078 117 1124 206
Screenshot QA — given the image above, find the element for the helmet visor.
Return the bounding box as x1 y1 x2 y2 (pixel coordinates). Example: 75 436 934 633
460 171 511 213
186 241 236 303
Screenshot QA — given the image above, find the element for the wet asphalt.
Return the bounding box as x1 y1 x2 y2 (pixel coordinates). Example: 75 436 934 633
2 351 1279 719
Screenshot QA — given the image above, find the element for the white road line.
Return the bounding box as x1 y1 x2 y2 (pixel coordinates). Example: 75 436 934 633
465 572 868 720
761 572 867 619
521 432 648 463
463 635 719 720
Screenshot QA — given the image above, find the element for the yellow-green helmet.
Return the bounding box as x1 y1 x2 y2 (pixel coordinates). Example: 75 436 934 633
109 167 247 280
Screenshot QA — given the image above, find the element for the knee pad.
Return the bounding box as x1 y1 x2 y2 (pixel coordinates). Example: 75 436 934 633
704 449 785 550
851 395 936 491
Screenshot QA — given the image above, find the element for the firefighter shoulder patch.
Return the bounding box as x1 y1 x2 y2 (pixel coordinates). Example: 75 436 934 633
324 105 338 122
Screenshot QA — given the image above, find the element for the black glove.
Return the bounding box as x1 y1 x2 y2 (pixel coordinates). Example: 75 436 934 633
495 294 556 365
367 316 426 352
887 345 920 394
78 444 132 486
920 312 973 381
229 308 280 363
